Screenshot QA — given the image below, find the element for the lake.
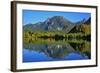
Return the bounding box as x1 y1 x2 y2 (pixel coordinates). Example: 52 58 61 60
23 38 91 63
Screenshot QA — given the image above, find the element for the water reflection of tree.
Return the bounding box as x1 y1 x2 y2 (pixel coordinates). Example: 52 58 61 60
69 41 91 59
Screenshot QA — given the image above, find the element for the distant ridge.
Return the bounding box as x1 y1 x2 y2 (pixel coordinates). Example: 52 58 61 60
23 16 90 33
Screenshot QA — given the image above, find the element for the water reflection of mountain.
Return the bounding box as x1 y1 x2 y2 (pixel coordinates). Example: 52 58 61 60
23 40 91 59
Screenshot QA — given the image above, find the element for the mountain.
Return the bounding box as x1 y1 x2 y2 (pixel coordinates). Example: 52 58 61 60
23 16 76 33
83 17 91 24
23 16 89 33
69 17 91 33
75 18 85 25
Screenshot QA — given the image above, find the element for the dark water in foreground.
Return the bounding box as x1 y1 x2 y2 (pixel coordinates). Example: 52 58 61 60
23 39 91 62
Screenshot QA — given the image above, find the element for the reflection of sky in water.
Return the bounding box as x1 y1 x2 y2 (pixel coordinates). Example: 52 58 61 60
64 53 88 60
23 49 88 62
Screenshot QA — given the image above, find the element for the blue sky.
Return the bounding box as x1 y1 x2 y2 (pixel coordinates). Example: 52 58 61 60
23 10 91 25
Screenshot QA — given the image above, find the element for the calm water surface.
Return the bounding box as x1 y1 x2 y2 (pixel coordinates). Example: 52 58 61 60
23 39 91 62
